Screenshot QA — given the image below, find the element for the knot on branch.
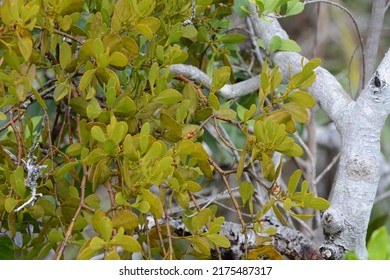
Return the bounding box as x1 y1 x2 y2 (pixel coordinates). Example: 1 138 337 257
346 156 379 183
319 243 346 260
321 208 344 236
369 71 388 94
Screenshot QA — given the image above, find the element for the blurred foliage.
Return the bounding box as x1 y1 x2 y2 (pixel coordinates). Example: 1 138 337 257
0 0 331 260
344 226 390 260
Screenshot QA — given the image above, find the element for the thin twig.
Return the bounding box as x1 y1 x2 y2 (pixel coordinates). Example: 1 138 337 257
55 114 87 259
245 15 264 65
34 25 83 44
154 217 168 258
163 207 174 260
314 152 340 185
374 191 390 205
9 110 23 164
210 159 246 229
361 0 387 91
304 0 365 87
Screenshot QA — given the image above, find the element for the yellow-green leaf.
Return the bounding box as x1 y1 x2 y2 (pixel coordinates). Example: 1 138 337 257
18 37 32 62
60 42 72 69
109 52 128 68
207 233 230 248
239 181 254 206
91 126 106 142
288 90 315 108
141 189 162 218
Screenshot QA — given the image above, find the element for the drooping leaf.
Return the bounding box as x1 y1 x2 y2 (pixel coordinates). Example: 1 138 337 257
239 181 254 206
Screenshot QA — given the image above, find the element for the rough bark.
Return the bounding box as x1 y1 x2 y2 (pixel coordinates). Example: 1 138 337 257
155 217 321 260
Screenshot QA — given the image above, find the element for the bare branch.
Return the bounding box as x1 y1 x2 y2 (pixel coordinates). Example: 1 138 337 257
363 0 387 88
304 0 365 89
170 64 260 99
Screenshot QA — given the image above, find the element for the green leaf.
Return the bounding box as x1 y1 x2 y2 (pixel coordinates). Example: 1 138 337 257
181 24 198 38
79 69 96 91
368 227 389 260
18 37 32 62
112 95 136 117
289 212 314 220
190 236 211 256
272 205 288 226
57 161 79 177
112 210 138 231
261 152 275 181
239 181 254 206
53 84 71 103
66 143 84 156
185 181 202 192
269 36 282 53
0 236 14 259
48 230 65 243
98 216 113 242
5 198 19 213
135 24 153 40
105 251 120 260
161 112 182 142
144 141 162 159
154 88 182 105
211 66 231 93
83 148 108 165
208 92 220 110
91 125 106 142
207 233 230 248
192 207 212 232
140 122 150 154
0 112 7 120
111 228 142 252
77 237 105 260
282 102 308 123
59 0 82 15
138 16 161 33
175 191 189 209
78 39 94 61
219 33 246 44
283 197 293 210
111 121 128 144
93 38 104 56
287 169 302 194
194 107 213 122
304 196 330 210
141 189 162 218
175 140 194 156
86 97 102 119
69 97 88 117
288 90 315 108
60 42 72 69
10 166 25 198
109 51 128 68
279 39 301 53
286 0 304 16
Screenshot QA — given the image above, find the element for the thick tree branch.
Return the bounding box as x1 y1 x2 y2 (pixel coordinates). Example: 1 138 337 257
170 64 260 99
155 217 321 260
